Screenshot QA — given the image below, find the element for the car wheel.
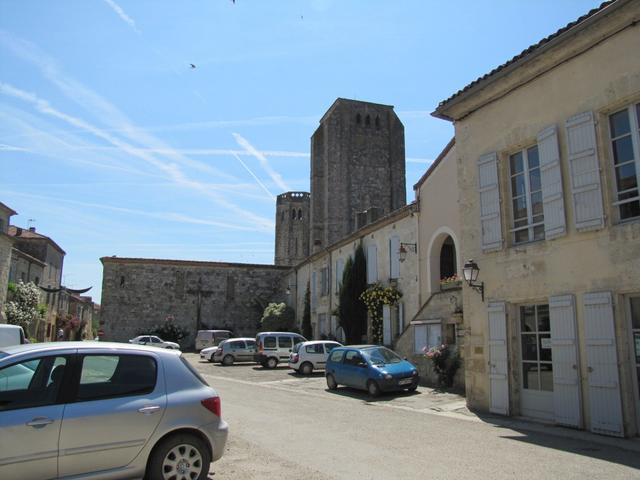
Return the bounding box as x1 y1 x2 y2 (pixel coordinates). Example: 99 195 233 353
222 354 234 366
326 374 338 390
266 357 278 369
147 433 210 480
301 362 313 375
367 380 381 397
407 384 418 392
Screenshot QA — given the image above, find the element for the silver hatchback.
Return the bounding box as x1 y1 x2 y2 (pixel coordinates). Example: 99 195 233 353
0 342 228 480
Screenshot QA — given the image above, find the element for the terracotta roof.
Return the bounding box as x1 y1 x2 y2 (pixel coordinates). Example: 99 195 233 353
434 0 619 116
100 256 291 270
0 201 17 216
8 226 66 255
413 138 455 191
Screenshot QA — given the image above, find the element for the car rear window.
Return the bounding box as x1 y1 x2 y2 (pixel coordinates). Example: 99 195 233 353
306 344 324 354
180 356 209 386
329 350 344 362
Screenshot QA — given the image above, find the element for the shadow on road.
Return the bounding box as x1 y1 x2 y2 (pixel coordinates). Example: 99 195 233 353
287 371 325 379
325 385 421 403
473 412 640 469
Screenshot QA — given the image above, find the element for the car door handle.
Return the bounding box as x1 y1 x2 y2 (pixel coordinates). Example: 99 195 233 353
26 417 54 428
138 405 161 415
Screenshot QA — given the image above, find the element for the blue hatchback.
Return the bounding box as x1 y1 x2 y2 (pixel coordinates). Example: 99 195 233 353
325 345 419 397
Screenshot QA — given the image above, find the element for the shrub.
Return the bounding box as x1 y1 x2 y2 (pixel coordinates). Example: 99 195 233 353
424 344 461 387
261 302 295 332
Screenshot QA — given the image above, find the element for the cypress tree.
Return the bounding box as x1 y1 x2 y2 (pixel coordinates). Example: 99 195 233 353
301 282 312 339
338 244 368 343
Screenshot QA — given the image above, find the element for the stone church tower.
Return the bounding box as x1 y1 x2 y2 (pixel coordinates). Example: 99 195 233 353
274 191 310 266
310 98 406 253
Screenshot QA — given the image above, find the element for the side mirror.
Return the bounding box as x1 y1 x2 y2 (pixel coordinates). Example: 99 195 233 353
357 361 367 368
403 357 408 361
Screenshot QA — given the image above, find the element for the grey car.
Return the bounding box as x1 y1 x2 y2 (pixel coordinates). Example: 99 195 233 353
0 342 228 480
212 337 257 366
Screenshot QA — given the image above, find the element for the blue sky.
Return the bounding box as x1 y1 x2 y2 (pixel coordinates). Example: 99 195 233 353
0 0 602 303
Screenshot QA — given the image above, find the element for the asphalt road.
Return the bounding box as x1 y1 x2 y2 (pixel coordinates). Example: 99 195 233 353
183 354 640 480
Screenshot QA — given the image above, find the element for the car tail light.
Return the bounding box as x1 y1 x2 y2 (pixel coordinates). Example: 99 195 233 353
201 397 221 418
291 353 299 363
258 341 263 353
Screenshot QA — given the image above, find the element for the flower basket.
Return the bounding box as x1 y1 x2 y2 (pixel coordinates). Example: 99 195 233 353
440 275 461 290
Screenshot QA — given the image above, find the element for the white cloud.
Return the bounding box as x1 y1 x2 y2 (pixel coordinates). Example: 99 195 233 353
233 133 290 192
102 0 141 34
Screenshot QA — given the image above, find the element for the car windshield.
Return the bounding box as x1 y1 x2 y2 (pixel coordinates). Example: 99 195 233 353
363 347 402 365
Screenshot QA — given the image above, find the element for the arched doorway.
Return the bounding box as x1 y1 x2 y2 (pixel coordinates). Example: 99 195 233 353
440 236 457 280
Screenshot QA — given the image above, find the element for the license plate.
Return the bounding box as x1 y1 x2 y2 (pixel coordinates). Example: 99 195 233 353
398 378 412 386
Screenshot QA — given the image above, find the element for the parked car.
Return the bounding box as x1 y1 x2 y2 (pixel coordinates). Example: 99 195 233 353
129 335 180 349
0 342 228 480
210 338 257 366
195 329 232 351
0 324 26 348
288 340 342 375
254 332 307 368
325 345 419 397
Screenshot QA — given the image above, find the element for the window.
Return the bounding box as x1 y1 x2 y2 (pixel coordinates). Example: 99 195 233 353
609 104 640 220
246 340 256 348
0 356 67 411
329 350 344 362
228 340 246 349
414 323 441 354
510 146 544 243
306 343 324 354
291 209 296 219
263 336 277 349
335 258 344 294
344 350 364 365
365 115 370 126
366 244 378 284
278 336 293 349
324 342 339 353
77 354 156 401
630 297 640 400
375 116 380 129
320 267 329 296
356 113 361 124
318 313 327 336
150 336 161 343
298 208 302 220
520 304 552 392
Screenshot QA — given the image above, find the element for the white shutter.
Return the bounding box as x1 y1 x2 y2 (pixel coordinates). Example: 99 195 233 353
366 244 378 284
383 305 391 345
583 292 624 436
478 152 503 251
488 302 509 415
335 258 344 293
389 235 400 279
414 324 427 354
549 295 581 427
565 111 605 231
537 125 566 239
311 271 317 311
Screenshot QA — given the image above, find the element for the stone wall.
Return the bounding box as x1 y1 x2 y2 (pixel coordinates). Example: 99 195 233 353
310 99 406 253
100 257 291 347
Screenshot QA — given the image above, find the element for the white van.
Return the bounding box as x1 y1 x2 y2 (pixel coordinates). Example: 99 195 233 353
195 329 232 351
254 332 307 369
0 325 26 348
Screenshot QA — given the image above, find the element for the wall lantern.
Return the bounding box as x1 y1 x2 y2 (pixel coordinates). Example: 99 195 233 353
398 243 417 263
285 284 296 296
462 259 484 302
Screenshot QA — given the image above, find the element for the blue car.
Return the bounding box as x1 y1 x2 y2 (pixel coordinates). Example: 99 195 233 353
325 345 419 397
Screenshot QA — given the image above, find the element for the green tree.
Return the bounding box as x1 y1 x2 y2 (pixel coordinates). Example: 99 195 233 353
338 244 368 343
5 281 44 333
261 302 295 331
301 282 312 339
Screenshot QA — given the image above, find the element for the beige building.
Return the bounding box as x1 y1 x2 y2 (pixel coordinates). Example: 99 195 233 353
433 0 640 436
286 204 419 346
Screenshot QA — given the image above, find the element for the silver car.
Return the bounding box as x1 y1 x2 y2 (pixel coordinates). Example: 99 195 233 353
0 342 228 480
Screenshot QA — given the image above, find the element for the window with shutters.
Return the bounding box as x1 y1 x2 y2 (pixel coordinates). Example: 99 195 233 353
609 104 640 221
510 145 545 243
320 267 329 296
413 322 442 354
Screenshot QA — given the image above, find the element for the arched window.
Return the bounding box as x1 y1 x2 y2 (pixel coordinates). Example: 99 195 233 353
365 115 371 126
298 208 302 220
291 209 296 220
440 236 457 279
280 211 284 221
375 116 380 129
356 113 361 124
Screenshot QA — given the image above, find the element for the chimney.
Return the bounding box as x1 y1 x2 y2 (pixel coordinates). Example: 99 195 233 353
29 227 36 232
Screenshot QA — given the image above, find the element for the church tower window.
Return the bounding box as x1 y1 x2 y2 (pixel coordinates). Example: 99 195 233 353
356 113 361 124
365 115 371 126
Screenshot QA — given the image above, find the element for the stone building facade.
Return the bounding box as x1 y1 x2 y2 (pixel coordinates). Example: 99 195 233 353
310 98 406 253
100 257 290 347
0 202 16 323
433 0 640 436
274 191 310 266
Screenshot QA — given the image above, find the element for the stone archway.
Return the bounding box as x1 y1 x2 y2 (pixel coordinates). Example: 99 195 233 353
426 228 461 294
